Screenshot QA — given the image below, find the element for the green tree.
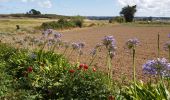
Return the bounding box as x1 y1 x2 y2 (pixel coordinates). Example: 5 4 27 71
27 9 41 15
120 5 137 22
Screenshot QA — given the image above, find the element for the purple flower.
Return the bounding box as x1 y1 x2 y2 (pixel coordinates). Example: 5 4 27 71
143 58 170 77
78 42 85 48
30 53 37 59
126 38 139 49
102 36 117 58
54 32 62 39
168 33 170 38
103 36 116 47
164 41 170 51
42 29 53 36
72 43 80 50
71 42 85 50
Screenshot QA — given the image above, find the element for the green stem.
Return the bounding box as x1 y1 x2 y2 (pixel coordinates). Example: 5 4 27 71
132 48 137 98
158 33 160 58
68 49 74 59
88 54 97 67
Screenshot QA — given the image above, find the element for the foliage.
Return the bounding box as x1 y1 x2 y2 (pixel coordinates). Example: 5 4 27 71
120 5 137 22
109 16 125 23
26 9 41 15
41 17 84 30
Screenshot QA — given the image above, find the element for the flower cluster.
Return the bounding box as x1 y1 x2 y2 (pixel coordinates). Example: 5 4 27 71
142 58 170 77
163 41 170 51
69 64 96 74
126 38 140 49
42 29 53 36
103 36 116 58
71 42 85 50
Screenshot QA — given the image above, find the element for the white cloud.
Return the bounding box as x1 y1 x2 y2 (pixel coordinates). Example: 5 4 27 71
118 0 170 17
38 0 52 8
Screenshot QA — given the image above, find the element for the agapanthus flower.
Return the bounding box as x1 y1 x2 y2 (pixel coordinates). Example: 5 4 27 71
103 36 116 48
42 29 53 36
102 36 117 58
126 38 140 49
78 42 85 48
142 58 170 77
168 33 170 38
71 42 85 50
164 41 170 51
72 43 80 50
54 32 62 39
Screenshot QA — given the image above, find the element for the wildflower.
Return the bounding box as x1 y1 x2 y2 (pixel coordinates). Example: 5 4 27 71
164 41 170 51
126 38 139 49
27 66 33 73
103 36 117 58
54 32 62 39
108 95 114 100
72 43 80 50
103 36 116 47
78 64 84 69
143 58 170 77
78 42 85 48
69 69 75 73
92 68 96 72
90 49 97 56
42 29 53 36
168 33 170 38
84 64 88 70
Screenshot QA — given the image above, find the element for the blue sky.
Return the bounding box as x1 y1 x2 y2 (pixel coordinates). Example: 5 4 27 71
0 0 170 17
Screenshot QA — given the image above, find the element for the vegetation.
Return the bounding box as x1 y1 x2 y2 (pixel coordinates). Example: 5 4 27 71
109 16 125 23
1 28 170 99
120 5 137 22
26 9 41 15
41 18 84 30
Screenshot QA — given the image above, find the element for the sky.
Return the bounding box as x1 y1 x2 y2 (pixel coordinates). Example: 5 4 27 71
0 0 170 17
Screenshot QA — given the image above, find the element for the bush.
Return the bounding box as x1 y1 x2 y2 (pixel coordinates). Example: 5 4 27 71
41 17 84 30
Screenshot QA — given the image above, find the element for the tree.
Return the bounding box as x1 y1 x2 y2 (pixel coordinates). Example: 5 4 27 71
27 9 41 15
120 5 137 22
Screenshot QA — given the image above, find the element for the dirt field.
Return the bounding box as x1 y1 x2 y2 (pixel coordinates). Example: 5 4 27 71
1 23 170 81
60 24 170 81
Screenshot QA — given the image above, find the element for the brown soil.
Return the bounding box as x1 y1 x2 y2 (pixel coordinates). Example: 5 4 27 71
60 24 170 81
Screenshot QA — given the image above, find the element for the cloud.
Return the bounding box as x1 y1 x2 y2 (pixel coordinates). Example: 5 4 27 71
38 0 52 8
118 0 170 17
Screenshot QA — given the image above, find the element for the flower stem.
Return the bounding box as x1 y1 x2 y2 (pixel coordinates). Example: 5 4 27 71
158 33 160 58
88 54 97 67
132 47 137 98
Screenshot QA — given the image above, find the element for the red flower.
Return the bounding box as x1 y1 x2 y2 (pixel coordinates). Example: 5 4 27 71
69 69 75 73
83 64 88 70
92 68 96 72
27 66 33 73
78 64 84 70
108 95 115 100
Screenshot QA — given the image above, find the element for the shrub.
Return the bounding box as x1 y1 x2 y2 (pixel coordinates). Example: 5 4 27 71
41 17 84 30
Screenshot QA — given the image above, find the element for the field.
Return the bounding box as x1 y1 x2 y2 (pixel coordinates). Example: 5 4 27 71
1 18 170 99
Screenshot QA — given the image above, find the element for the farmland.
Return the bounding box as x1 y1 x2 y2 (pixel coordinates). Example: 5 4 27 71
1 17 170 99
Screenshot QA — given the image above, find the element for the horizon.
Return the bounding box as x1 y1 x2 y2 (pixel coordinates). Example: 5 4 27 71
0 0 170 17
